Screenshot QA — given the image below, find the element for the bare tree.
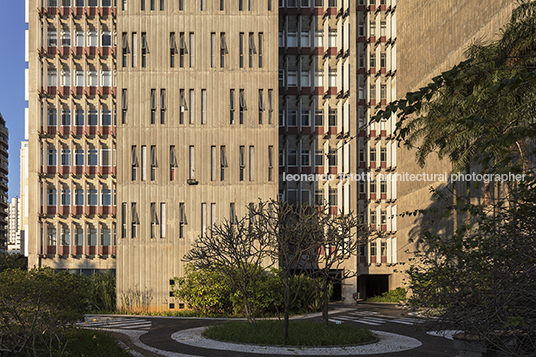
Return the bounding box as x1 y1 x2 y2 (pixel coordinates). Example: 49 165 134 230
183 213 273 324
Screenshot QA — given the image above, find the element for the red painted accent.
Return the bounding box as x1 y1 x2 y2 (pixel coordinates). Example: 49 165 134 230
101 246 110 255
74 127 83 135
48 86 57 95
88 7 97 15
360 256 367 264
279 47 285 56
113 87 117 96
279 127 286 135
86 47 97 56
100 87 111 95
380 36 387 43
358 99 367 106
60 246 70 255
359 162 366 169
47 166 57 175
380 67 387 74
370 162 377 170
302 167 311 174
113 206 117 215
371 256 377 264
381 130 387 137
300 87 311 96
359 193 366 200
100 47 111 56
286 8 298 15
381 193 387 200
328 87 338 95
370 130 376 137
315 167 324 174
74 207 83 215
313 87 324 96
287 127 299 135
359 131 366 138
75 166 83 175
88 167 97 175
328 47 338 56
330 207 338 215
315 127 324 135
88 126 97 135
47 126 57 135
74 246 83 255
381 162 387 169
74 86 83 96
358 68 366 74
329 127 338 135
47 246 56 255
369 5 376 12
313 47 324 56
370 193 377 200
101 7 111 15
300 8 311 16
61 206 70 215
357 5 366 11
301 127 311 135
101 126 111 135
48 7 58 15
112 246 116 255
327 7 338 15
73 47 83 56
59 46 69 56
369 36 376 43
87 86 97 96
100 206 110 215
313 8 323 15
329 167 338 175
370 99 377 106
287 167 299 174
88 246 96 255
357 36 366 43
369 68 376 75
300 47 311 56
61 166 70 175
47 206 56 215
74 7 83 16
380 5 387 11
101 167 111 175
287 48 299 56
381 256 388 263
113 7 117 16
59 126 68 136
112 47 117 57
279 167 285 174
287 87 298 95
381 99 387 106
87 206 97 216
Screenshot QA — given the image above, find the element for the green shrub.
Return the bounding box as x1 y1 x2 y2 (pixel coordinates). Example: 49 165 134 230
367 287 406 303
173 265 321 316
86 271 116 313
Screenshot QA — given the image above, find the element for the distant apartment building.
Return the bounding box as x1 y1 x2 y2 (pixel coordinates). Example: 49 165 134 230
20 141 29 256
0 114 8 255
8 197 21 254
26 0 515 308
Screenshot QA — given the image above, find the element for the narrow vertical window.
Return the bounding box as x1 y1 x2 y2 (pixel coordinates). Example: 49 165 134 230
239 146 245 181
132 32 137 67
268 146 274 181
210 33 216 68
170 32 177 68
150 202 158 238
179 32 187 68
160 89 166 124
258 33 263 68
150 89 156 124
268 0 273 11
150 0 155 10
201 203 207 237
230 203 237 223
131 145 138 181
141 146 147 181
179 203 185 238
179 0 184 10
160 0 164 10
189 146 195 179
220 33 228 68
201 0 206 11
189 33 194 68
211 146 216 181
158 203 165 238
131 203 139 238
248 0 252 10
258 89 264 124
230 89 235 124
220 146 227 181
141 0 145 11
239 33 245 68
122 32 128 67
249 33 256 68
210 203 216 234
267 89 273 124
121 203 127 238
249 146 254 181
189 89 194 124
141 32 147 67
180 89 187 124
220 0 224 10
150 145 157 181
239 0 243 10
201 89 207 124
170 145 177 181
239 90 247 124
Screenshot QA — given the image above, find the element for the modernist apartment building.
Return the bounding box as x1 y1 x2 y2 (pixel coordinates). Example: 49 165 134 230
0 114 8 255
26 0 514 309
8 197 22 254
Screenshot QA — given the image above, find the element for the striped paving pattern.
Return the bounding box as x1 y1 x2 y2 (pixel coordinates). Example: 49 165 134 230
77 317 152 331
329 311 425 326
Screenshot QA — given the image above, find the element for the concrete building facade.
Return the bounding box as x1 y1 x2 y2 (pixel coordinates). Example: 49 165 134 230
20 141 29 256
0 114 8 255
8 197 21 254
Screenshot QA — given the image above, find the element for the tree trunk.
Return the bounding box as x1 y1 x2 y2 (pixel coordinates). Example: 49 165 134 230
322 277 329 327
283 285 290 340
243 293 255 325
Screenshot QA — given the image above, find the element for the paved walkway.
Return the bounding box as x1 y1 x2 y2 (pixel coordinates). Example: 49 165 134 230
80 304 458 356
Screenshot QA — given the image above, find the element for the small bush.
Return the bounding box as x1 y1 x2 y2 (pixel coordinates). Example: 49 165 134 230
367 287 406 303
203 320 374 346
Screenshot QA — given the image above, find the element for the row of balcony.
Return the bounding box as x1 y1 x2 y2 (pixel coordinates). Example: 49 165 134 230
40 6 116 18
40 165 117 178
41 46 116 58
41 245 116 257
41 125 116 137
41 86 116 98
41 205 116 217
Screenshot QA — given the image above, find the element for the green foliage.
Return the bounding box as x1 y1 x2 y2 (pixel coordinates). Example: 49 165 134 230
0 254 28 272
367 288 406 303
203 320 374 346
86 271 116 313
173 265 321 316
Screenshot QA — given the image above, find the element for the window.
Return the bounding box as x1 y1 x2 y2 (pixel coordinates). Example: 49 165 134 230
61 30 71 47
88 0 97 6
188 89 194 124
170 146 177 181
258 33 263 68
101 31 111 47
328 109 337 126
151 202 158 238
75 31 84 47
287 110 297 126
160 0 164 10
101 71 111 87
74 189 84 206
210 33 216 68
150 89 156 124
370 53 376 68
170 33 177 68
370 85 376 99
268 146 274 181
60 70 70 87
279 149 285 166
47 189 57 206
239 90 247 124
239 0 243 10
88 149 97 166
88 31 98 46
329 149 337 166
287 150 297 166
48 149 57 166
370 22 376 37
220 33 228 68
301 150 310 166
300 31 310 47
328 0 336 5
239 33 245 68
278 70 285 87
370 240 377 255
87 110 98 125
87 189 97 206
122 89 128 124
131 203 139 238
230 203 237 223
179 203 185 238
61 149 71 166
101 226 111 246
315 110 324 126
358 24 365 37
287 32 298 47
380 180 387 194
329 188 337 206
370 147 376 162
287 71 298 87
249 33 256 68
150 145 157 181
150 0 155 10
381 22 386 37
121 203 127 238
75 71 84 87
301 0 309 6
131 146 138 180
49 0 58 6
220 146 228 181
249 147 255 181
179 0 184 10
189 33 194 68
61 189 70 206
239 146 245 181
160 203 166 238
314 32 324 47
141 0 146 10
101 149 111 166
201 90 207 124
141 146 147 181
189 146 195 179
48 30 57 47
381 85 386 99
220 0 224 10
48 70 57 87
74 150 84 166
301 71 310 87
160 89 166 124
48 226 57 247
179 32 187 68
61 227 70 246
315 189 324 206
87 71 97 86
210 146 216 181
141 32 147 67
301 110 310 126
180 89 187 124
75 110 84 125
316 0 324 6
201 0 206 10
61 110 71 126
102 189 112 206
230 89 235 124
268 0 273 10
258 90 264 124
268 89 273 124
315 150 324 166
328 70 337 87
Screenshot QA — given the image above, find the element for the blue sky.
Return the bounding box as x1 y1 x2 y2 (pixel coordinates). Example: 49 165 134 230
0 1 26 199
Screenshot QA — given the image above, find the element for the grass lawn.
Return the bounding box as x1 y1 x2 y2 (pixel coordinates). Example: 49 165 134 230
61 329 131 356
203 320 375 346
